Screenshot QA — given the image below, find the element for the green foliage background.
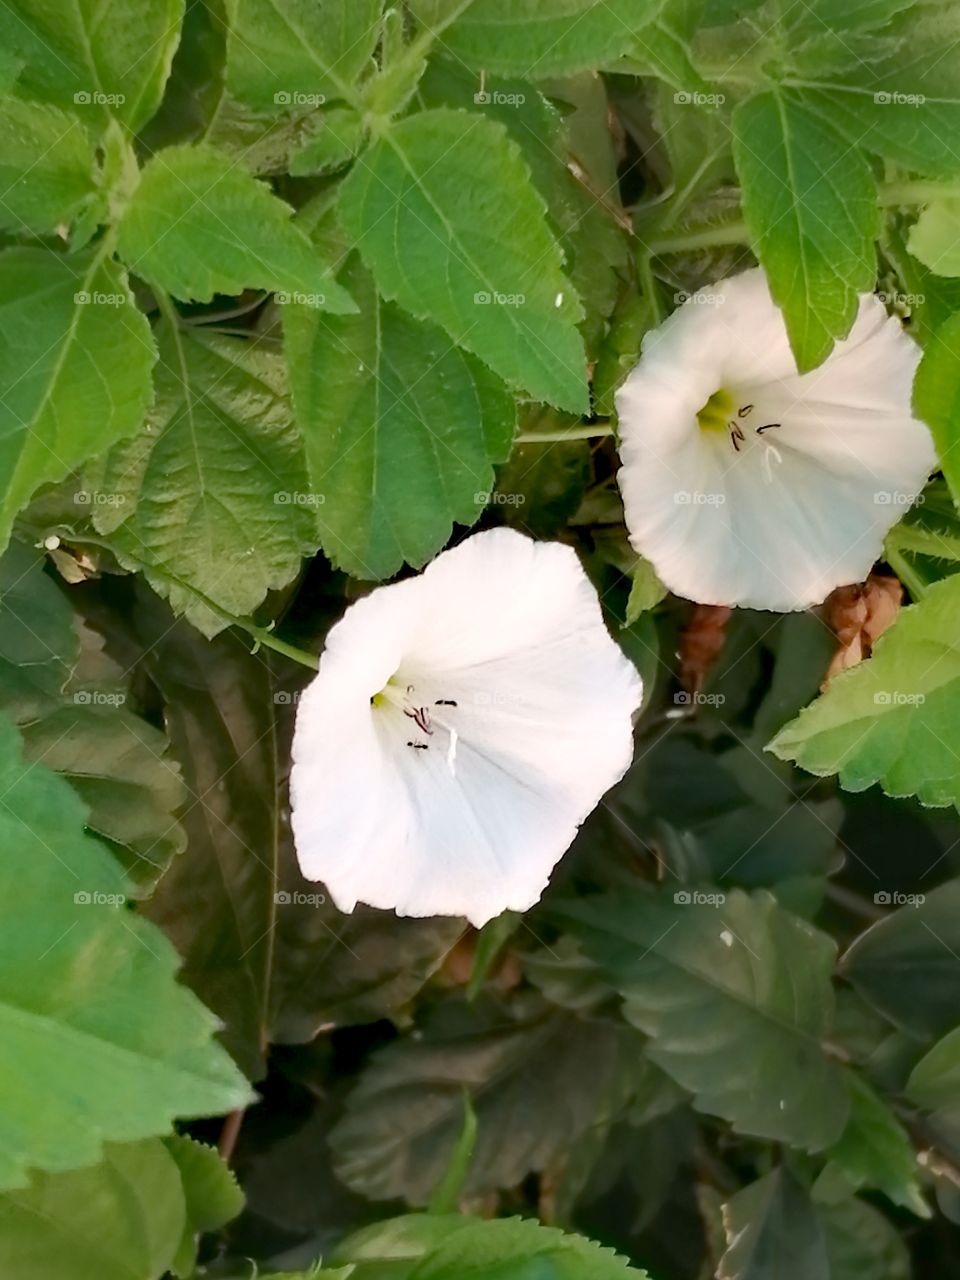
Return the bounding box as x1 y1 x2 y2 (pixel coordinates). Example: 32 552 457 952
3 0 960 1276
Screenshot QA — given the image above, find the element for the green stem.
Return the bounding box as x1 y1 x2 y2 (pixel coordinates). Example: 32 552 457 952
878 179 960 207
644 219 750 255
515 424 615 443
884 542 929 602
32 527 320 671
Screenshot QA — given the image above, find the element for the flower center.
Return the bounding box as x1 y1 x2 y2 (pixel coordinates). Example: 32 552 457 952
697 388 734 434
371 678 461 772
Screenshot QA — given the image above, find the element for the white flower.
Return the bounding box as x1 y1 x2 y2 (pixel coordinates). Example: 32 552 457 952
290 528 642 927
616 269 936 611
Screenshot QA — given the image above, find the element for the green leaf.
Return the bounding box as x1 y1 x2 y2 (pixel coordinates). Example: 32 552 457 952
719 1168 830 1280
224 0 382 113
491 435 591 539
0 1139 186 1280
338 108 589 411
164 1134 244 1278
0 542 186 892
410 0 659 77
914 312 960 509
769 575 960 806
625 556 668 621
329 999 638 1205
335 1213 648 1279
89 323 315 638
908 198 960 277
813 1074 927 1216
557 888 850 1151
116 143 357 308
907 1022 960 1107
732 90 879 371
841 880 960 1038
0 97 99 235
290 107 366 175
285 252 515 579
0 541 76 720
0 714 251 1188
18 703 186 894
0 0 184 132
0 248 157 556
796 5 960 178
820 1198 911 1280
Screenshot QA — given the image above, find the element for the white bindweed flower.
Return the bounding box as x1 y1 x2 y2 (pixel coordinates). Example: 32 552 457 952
290 528 642 927
616 269 936 611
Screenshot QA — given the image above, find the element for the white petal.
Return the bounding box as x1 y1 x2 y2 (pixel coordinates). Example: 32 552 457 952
290 528 642 927
616 269 936 611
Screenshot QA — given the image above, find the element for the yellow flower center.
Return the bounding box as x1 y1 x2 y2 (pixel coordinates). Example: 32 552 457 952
697 387 734 434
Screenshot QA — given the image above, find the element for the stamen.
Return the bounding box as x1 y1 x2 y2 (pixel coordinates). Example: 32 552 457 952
756 422 781 434
738 404 754 417
761 441 783 482
406 741 429 751
435 699 458 707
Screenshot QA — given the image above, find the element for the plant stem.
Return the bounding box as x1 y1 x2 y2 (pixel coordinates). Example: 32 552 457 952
29 526 320 672
879 179 960 207
515 424 615 443
644 219 750 254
